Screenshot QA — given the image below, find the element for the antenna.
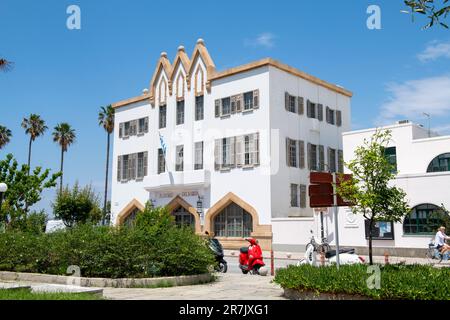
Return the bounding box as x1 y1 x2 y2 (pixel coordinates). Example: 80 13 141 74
423 112 431 137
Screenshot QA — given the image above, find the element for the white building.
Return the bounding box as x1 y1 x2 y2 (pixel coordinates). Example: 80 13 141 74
110 39 352 251
326 121 450 256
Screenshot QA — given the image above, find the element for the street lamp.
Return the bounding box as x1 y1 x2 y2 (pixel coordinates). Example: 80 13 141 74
197 195 204 225
0 183 7 213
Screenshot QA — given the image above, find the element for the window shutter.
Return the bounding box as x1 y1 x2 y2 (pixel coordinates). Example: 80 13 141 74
253 132 260 165
117 156 122 181
236 135 243 167
318 104 323 121
326 107 330 124
306 100 311 118
319 145 325 171
299 140 305 169
119 123 123 138
293 96 298 113
285 92 289 111
286 137 290 166
307 143 312 170
327 147 332 172
336 110 342 127
300 185 307 208
236 94 243 112
143 151 148 176
144 117 149 133
231 95 237 114
338 149 344 173
253 90 259 109
130 153 137 180
214 139 221 170
230 137 236 168
297 97 304 115
215 99 220 117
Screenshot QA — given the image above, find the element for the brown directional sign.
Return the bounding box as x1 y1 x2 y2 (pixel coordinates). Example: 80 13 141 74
310 172 333 184
309 184 333 195
309 172 334 208
310 194 334 207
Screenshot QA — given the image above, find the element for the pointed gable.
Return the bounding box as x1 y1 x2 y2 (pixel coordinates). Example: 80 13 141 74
149 52 172 104
187 39 215 93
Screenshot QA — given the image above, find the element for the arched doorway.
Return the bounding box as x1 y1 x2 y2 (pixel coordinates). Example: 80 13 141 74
172 206 195 229
166 195 201 233
213 202 253 237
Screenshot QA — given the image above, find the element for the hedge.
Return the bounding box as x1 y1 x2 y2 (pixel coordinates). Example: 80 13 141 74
0 224 215 278
274 264 450 300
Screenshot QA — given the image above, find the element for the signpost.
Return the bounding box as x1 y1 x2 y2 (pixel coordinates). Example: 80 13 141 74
309 172 353 269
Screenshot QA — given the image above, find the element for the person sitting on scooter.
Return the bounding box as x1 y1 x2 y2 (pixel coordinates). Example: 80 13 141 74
246 238 263 268
435 226 450 254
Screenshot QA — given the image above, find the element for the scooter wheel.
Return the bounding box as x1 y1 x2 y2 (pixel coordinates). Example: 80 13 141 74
241 269 249 274
219 262 228 273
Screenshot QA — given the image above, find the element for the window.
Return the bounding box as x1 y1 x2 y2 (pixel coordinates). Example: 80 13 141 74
194 141 203 170
221 97 231 116
244 136 251 165
427 153 450 173
176 145 184 171
308 143 318 170
136 152 148 179
336 110 342 127
158 148 165 174
300 184 307 208
288 95 296 113
176 100 184 125
124 208 141 227
326 107 335 125
119 118 148 138
290 184 299 207
159 105 166 129
307 101 316 119
285 92 304 114
172 207 195 229
287 138 297 167
215 134 259 170
117 152 148 182
365 221 394 240
122 154 129 181
138 117 149 134
124 122 130 137
195 95 204 121
384 147 397 173
298 140 305 168
403 204 446 235
244 91 254 110
213 202 253 237
328 148 337 173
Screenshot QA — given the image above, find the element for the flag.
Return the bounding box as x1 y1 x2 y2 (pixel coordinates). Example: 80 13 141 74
159 131 167 156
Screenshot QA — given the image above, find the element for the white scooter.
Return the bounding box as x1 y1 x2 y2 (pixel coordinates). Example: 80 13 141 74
298 242 364 266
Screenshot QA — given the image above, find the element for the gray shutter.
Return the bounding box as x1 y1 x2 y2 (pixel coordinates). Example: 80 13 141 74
306 100 311 118
327 147 332 172
119 123 123 138
117 156 122 181
336 110 342 127
300 185 307 208
143 151 148 176
307 143 312 170
299 140 305 169
253 132 260 165
326 107 330 123
318 104 323 121
285 92 289 111
144 117 149 133
253 90 259 109
214 139 220 170
236 135 243 167
297 97 304 115
338 149 344 173
215 99 220 117
319 145 325 171
231 95 237 114
129 153 136 180
236 94 243 112
293 96 298 113
286 137 290 166
230 137 236 168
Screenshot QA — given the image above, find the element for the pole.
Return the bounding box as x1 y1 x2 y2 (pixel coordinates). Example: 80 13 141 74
334 205 340 269
320 211 324 241
270 250 274 276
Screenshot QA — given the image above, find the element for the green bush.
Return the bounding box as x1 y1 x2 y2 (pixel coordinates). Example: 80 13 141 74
0 224 215 278
274 264 450 300
52 183 102 227
8 210 48 235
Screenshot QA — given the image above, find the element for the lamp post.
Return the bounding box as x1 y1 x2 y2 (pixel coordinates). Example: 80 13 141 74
197 195 204 226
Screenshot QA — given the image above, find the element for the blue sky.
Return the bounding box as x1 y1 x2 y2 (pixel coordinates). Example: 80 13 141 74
1 0 450 214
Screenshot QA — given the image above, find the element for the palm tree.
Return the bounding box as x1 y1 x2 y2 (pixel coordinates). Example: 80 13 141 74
0 126 12 149
52 123 76 193
0 58 13 72
98 105 115 224
21 114 48 173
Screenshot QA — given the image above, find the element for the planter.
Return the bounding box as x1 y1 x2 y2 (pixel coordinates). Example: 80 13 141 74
283 288 371 300
0 271 214 288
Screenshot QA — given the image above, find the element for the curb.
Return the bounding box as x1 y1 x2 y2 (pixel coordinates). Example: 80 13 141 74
0 271 214 288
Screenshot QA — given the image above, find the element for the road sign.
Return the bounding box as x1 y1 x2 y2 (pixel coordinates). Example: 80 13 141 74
309 194 334 207
310 172 333 184
309 184 333 195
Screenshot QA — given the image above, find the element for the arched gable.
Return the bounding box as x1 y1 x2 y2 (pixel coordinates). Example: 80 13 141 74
187 39 215 93
115 198 145 225
149 52 172 105
166 195 201 233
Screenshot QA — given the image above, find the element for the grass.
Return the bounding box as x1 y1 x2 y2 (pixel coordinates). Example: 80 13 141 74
0 288 104 300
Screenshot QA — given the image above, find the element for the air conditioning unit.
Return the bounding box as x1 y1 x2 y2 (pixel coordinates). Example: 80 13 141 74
397 120 410 124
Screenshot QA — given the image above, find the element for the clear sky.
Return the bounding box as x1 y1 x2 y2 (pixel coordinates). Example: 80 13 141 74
1 0 450 214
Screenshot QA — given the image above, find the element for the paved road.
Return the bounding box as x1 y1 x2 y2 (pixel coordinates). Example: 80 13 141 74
224 255 297 274
102 273 286 300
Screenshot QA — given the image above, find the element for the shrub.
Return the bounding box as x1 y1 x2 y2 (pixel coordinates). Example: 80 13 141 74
8 210 48 235
274 264 450 300
134 203 174 234
52 183 102 227
0 223 215 278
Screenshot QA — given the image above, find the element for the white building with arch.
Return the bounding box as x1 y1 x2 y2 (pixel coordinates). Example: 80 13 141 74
110 39 352 251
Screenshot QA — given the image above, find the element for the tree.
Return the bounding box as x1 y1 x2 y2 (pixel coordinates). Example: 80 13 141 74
0 126 12 150
52 182 102 227
0 154 60 229
404 0 450 29
52 123 76 193
98 105 115 224
0 58 13 72
336 130 410 265
21 114 48 173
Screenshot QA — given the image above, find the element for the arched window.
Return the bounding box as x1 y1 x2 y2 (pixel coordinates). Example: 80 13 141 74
427 153 450 173
124 208 141 227
403 204 446 235
214 202 253 237
172 206 195 229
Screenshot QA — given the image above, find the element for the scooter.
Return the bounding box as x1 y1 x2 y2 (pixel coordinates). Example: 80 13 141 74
298 243 364 266
208 237 228 273
239 238 265 274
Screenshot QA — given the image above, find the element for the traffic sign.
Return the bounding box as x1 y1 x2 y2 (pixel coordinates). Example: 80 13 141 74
310 172 333 184
309 184 333 195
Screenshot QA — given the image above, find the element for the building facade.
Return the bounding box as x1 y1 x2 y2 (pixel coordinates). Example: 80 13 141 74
110 39 352 251
325 121 450 256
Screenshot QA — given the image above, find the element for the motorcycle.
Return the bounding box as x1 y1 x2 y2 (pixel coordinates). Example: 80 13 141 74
239 237 266 275
208 237 228 273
